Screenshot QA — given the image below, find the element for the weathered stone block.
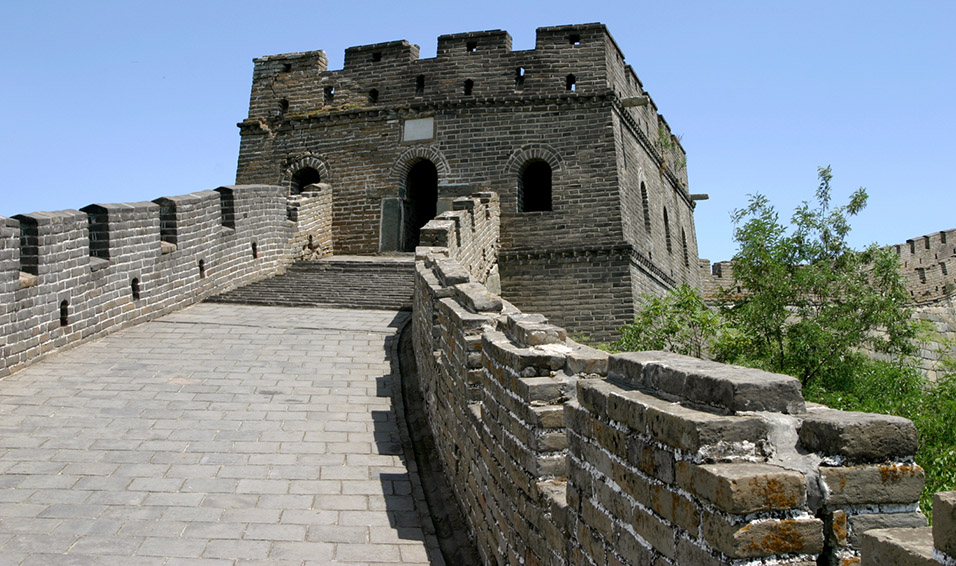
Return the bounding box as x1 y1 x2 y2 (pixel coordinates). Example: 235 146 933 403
435 258 471 286
530 405 564 429
702 513 824 559
565 343 608 375
827 509 849 548
847 512 927 548
799 407 918 462
631 506 676 558
626 436 674 484
678 462 806 514
675 535 722 566
453 282 502 313
609 351 806 414
820 464 924 506
577 379 771 460
859 527 935 566
934 491 956 559
514 376 570 404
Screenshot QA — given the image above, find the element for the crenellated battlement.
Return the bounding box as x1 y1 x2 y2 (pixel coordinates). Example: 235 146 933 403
0 184 332 378
890 228 956 303
241 23 685 176
702 228 956 306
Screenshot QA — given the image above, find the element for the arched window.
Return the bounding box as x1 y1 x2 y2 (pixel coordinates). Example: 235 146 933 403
59 300 69 327
131 278 141 301
663 207 672 254
368 89 379 104
681 229 689 267
464 79 474 95
519 160 552 213
291 167 321 195
566 74 576 92
641 182 651 234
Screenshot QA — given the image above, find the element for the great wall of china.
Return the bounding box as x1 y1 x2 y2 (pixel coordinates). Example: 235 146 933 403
2 23 954 566
701 228 956 380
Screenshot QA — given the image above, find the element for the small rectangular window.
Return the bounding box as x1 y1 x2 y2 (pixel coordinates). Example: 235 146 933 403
81 206 110 259
14 216 39 276
515 67 525 91
215 187 236 229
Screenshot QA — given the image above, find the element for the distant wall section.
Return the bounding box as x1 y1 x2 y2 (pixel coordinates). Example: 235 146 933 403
700 228 956 379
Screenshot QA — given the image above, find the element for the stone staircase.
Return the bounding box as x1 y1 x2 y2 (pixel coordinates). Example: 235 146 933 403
209 255 416 311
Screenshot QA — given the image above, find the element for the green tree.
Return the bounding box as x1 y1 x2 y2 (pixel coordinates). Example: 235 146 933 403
613 284 722 358
719 166 917 386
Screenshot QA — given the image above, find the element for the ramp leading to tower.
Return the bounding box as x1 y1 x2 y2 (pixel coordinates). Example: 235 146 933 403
208 255 415 311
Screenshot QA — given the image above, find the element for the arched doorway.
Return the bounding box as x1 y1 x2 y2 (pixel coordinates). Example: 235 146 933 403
518 159 553 212
403 160 438 251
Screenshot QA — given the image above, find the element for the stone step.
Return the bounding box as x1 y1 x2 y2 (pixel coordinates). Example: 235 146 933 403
208 254 416 311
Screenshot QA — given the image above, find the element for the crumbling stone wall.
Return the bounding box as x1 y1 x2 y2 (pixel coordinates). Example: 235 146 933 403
415 194 928 565
0 185 331 377
238 23 700 340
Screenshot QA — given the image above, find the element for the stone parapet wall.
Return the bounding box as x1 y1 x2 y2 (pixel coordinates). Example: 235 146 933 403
0 185 331 378
699 258 739 303
413 195 927 565
287 182 334 260
418 193 499 284
891 229 956 304
700 252 956 380
911 294 956 381
499 247 636 343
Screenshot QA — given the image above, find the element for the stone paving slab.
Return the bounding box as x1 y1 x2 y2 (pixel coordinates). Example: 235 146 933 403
0 303 437 565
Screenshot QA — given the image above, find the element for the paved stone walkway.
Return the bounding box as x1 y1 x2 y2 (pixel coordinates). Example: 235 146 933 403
0 303 438 565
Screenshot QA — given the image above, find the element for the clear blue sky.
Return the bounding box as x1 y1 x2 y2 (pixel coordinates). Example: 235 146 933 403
3 1 953 261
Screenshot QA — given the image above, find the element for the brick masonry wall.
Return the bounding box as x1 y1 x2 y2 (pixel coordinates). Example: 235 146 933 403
287 182 334 259
413 201 927 565
419 193 500 284
0 185 331 378
236 23 700 340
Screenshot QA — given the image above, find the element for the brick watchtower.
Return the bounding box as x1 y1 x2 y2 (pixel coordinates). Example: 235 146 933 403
236 23 702 340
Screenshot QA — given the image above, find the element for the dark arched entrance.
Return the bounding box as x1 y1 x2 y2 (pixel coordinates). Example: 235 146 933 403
403 160 438 251
291 167 321 194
